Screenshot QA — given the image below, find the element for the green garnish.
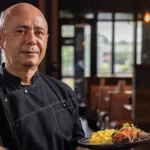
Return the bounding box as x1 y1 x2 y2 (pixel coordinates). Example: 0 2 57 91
122 123 139 130
123 123 130 127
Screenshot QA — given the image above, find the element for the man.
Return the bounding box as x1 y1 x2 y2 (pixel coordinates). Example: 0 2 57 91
0 3 88 150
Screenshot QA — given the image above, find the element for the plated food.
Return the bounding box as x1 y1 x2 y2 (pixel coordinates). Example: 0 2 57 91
90 123 150 145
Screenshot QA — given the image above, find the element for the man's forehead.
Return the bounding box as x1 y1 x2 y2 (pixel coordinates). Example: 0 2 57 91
2 12 48 32
4 3 45 16
1 3 48 30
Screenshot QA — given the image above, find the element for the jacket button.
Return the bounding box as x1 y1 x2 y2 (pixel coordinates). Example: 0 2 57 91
63 103 67 108
24 89 28 93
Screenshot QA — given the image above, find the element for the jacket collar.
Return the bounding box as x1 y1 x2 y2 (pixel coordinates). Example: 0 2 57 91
0 63 39 88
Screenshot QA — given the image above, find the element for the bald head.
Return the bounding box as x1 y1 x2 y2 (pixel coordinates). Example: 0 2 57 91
0 3 48 31
0 3 49 71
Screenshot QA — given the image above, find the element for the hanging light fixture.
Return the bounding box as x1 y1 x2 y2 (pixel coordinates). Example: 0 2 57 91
143 0 150 22
144 12 150 22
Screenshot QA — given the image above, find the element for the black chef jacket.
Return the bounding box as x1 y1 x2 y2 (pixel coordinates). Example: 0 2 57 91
0 63 85 150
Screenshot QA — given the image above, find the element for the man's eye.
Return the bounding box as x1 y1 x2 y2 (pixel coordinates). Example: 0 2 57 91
36 31 44 35
16 30 26 34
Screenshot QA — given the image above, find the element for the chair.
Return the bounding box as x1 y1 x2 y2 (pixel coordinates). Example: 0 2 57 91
87 85 100 129
132 89 150 131
106 92 132 129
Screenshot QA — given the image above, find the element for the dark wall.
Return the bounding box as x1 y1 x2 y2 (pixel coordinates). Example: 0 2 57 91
59 0 150 13
0 0 38 11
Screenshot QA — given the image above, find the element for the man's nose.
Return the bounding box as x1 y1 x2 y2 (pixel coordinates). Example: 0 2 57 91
26 31 37 45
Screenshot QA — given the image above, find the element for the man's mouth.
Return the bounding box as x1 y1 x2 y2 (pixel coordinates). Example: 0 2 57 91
21 51 39 54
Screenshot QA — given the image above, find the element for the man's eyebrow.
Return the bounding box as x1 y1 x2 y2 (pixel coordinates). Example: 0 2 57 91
15 25 29 29
15 25 45 31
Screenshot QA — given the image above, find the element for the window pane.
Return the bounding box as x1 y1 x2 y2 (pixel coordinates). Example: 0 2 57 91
61 46 74 76
137 21 142 64
0 50 5 64
85 13 94 19
115 13 133 20
59 10 74 18
98 13 112 20
62 39 74 45
114 21 134 75
97 22 112 76
84 25 91 77
61 78 74 89
61 25 75 37
0 12 4 64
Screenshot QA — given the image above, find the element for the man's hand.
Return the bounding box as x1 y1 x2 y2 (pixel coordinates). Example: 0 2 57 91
76 147 89 150
0 146 6 150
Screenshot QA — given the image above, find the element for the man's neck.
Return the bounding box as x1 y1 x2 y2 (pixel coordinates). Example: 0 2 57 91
5 65 38 85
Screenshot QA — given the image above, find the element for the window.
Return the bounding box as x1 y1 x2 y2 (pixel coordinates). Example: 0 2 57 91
136 21 142 64
61 24 91 87
97 12 138 76
114 21 134 75
97 21 112 76
60 12 142 80
61 46 74 76
84 25 91 77
61 78 74 89
98 13 112 20
0 51 5 64
61 25 75 37
115 13 133 20
0 12 4 64
59 10 74 18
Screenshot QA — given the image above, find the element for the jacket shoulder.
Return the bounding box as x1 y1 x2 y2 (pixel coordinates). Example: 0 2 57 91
38 73 77 98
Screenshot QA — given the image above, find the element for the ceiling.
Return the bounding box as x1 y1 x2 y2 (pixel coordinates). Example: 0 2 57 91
0 0 38 11
59 0 150 13
1 0 150 14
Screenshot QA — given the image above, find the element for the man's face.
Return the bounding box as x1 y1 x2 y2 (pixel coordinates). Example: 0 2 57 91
0 7 48 68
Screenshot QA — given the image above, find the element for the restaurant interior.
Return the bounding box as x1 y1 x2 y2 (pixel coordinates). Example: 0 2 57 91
1 0 150 149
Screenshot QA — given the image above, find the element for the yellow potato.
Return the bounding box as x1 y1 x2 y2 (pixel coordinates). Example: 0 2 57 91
90 129 115 145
